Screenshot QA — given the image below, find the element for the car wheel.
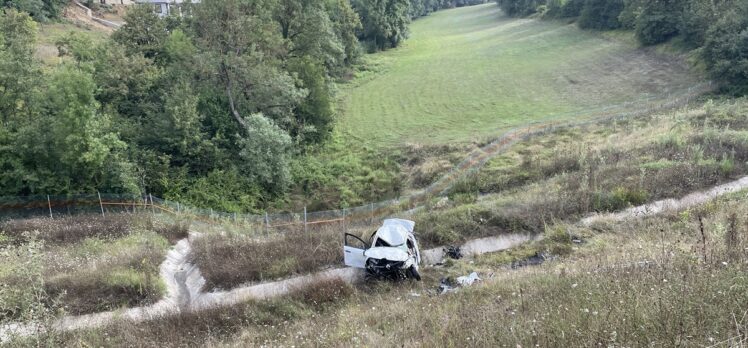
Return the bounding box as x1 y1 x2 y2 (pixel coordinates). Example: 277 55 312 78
408 265 421 281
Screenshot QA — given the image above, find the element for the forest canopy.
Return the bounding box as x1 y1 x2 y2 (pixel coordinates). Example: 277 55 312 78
0 0 489 212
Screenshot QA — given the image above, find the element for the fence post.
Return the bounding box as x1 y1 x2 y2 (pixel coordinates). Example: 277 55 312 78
210 208 213 220
97 191 105 217
343 208 347 234
304 206 307 233
47 195 53 219
177 202 180 214
149 193 155 216
233 212 237 222
370 202 374 225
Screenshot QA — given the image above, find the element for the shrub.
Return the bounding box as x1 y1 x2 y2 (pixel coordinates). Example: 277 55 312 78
592 187 648 212
290 277 354 309
702 3 748 95
578 0 624 29
496 0 545 16
561 0 585 17
151 219 190 244
634 0 682 45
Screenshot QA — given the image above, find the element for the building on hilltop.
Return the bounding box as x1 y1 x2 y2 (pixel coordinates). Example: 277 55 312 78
95 0 197 17
135 0 197 17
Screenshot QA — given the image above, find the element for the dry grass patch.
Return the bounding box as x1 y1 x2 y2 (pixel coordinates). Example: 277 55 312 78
192 224 347 290
42 231 168 315
0 214 186 318
0 213 190 246
0 214 132 245
35 277 355 348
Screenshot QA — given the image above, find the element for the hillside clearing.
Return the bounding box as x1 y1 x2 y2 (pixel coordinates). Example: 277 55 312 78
340 3 702 147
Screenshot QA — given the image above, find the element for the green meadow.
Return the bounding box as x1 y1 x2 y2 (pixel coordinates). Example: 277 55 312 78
339 3 701 147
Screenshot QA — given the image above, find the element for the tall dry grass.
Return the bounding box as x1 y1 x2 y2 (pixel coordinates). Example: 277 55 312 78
192 223 349 290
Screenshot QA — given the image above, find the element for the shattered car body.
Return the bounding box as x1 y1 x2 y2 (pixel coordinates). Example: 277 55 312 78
343 219 422 280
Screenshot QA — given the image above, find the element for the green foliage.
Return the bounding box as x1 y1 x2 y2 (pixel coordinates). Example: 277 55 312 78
327 0 363 65
352 0 410 51
617 0 642 29
0 9 38 123
560 0 584 17
496 0 544 16
578 0 624 29
275 0 344 68
288 136 401 209
702 1 748 94
111 5 168 60
496 0 580 18
679 0 722 47
163 169 263 213
1 0 66 21
40 65 138 194
592 186 648 212
55 31 96 63
238 114 294 193
0 16 139 197
288 58 335 144
634 0 682 45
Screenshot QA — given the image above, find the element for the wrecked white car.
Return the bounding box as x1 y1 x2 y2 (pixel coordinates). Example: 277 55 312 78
344 219 422 281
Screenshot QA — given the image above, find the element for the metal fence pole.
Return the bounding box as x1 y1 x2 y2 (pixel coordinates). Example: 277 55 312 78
343 208 347 234
177 202 180 214
303 206 307 233
370 202 374 225
47 195 53 219
97 191 105 217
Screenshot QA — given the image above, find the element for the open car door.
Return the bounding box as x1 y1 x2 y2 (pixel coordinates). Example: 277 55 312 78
344 233 369 269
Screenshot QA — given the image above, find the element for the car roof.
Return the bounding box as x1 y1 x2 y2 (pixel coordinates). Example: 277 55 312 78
381 219 415 233
375 219 415 246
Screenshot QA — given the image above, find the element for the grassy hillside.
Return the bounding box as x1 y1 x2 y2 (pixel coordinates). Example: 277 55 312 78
36 21 108 66
9 99 748 347
340 3 701 147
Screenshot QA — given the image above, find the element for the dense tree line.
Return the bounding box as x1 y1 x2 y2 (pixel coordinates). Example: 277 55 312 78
1 0 65 21
496 0 748 93
353 0 489 52
1 0 361 210
0 0 489 211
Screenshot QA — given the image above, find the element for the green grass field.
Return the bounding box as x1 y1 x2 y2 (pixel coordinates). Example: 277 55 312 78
36 21 109 66
339 3 702 147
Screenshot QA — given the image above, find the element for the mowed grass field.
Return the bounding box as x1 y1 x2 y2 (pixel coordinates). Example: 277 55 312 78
340 3 702 147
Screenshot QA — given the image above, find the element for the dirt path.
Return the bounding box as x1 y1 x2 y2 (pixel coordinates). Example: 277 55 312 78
582 176 748 225
0 232 533 342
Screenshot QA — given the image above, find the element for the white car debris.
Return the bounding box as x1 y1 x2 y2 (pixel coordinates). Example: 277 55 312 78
343 219 422 281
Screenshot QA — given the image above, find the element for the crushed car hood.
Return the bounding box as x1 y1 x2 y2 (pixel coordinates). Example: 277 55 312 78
364 247 410 262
